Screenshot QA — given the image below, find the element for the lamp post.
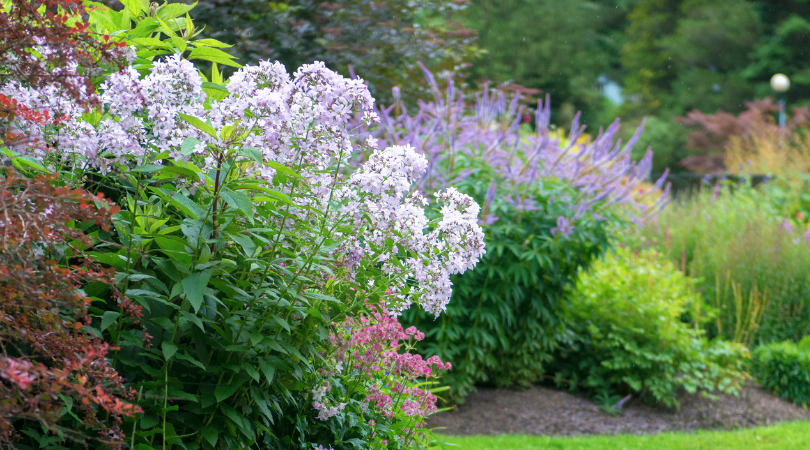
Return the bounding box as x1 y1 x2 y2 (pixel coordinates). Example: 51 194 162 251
770 73 790 130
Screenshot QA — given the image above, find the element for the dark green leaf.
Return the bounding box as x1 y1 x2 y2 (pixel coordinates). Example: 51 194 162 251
182 270 213 313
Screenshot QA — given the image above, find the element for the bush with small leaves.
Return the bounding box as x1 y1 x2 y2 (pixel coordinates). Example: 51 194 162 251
552 247 749 409
0 170 140 449
752 340 810 407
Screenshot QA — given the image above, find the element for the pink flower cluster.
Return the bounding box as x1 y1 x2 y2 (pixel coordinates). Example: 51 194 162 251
365 382 438 419
323 305 450 419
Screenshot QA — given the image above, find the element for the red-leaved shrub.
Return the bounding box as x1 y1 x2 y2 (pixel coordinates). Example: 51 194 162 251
0 171 140 448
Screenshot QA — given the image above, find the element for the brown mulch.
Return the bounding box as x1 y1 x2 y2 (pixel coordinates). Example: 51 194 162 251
431 384 810 436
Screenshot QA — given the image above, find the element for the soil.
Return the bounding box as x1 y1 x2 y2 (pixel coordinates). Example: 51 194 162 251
431 384 810 436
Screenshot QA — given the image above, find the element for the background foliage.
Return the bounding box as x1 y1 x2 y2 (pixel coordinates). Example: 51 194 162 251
629 180 810 345
460 0 810 174
171 0 478 102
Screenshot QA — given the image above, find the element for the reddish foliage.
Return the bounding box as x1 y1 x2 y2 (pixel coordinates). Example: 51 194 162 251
0 171 140 448
0 0 125 109
678 98 810 172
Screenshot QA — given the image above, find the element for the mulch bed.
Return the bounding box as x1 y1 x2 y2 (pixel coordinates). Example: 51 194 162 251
431 383 810 436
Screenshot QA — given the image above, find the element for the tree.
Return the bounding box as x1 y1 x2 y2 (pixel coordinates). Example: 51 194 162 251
181 0 477 102
465 0 634 126
745 15 810 102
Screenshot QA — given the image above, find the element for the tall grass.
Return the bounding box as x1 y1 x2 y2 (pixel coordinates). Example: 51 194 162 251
631 181 810 344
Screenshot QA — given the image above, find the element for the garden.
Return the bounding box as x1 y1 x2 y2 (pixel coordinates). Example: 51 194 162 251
2 0 810 449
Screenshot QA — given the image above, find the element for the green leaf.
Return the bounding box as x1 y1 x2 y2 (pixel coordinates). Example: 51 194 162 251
174 352 206 370
154 165 199 180
202 427 219 447
170 192 204 219
140 413 160 429
220 404 253 437
229 233 256 256
187 47 241 67
128 18 159 39
182 270 213 313
258 359 276 384
220 125 236 141
303 292 339 303
211 62 223 85
193 38 232 48
156 2 196 21
162 341 178 361
181 137 202 156
155 236 190 253
10 155 49 174
131 164 164 172
201 81 229 94
266 160 304 179
131 37 171 48
220 188 254 223
238 147 263 164
170 35 187 53
178 113 217 138
242 362 260 382
100 311 121 332
214 384 234 402
273 315 290 332
120 0 143 18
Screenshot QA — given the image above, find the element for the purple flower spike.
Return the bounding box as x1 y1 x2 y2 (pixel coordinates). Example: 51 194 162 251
355 68 669 226
551 216 574 238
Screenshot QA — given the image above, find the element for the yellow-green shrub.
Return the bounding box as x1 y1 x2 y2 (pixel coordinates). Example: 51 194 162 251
552 248 749 408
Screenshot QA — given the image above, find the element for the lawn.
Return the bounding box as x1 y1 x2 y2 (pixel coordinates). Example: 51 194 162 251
437 421 810 450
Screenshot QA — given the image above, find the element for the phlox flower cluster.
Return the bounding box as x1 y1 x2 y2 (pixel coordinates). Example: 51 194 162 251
310 382 347 421
358 65 670 233
344 145 485 315
0 55 485 316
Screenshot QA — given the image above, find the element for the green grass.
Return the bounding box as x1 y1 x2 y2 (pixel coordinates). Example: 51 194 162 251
437 421 810 450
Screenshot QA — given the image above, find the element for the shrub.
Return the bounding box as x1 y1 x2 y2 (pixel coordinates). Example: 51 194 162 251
407 176 616 402
553 247 749 409
752 341 810 406
0 170 139 448
366 72 669 402
677 98 810 173
2 2 486 448
632 180 810 344
0 0 127 107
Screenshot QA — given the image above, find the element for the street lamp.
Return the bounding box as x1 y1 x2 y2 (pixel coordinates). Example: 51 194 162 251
770 73 790 129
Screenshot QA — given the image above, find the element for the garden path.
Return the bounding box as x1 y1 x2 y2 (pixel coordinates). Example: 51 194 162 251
433 384 810 436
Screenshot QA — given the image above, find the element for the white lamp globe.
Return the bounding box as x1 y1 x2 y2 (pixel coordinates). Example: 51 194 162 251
771 73 790 93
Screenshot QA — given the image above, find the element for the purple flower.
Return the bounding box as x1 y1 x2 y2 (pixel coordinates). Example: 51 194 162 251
551 216 574 238
356 68 669 226
781 218 794 235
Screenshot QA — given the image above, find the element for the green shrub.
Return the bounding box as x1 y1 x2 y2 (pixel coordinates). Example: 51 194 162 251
631 180 810 344
552 247 749 409
404 177 614 402
752 341 810 406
